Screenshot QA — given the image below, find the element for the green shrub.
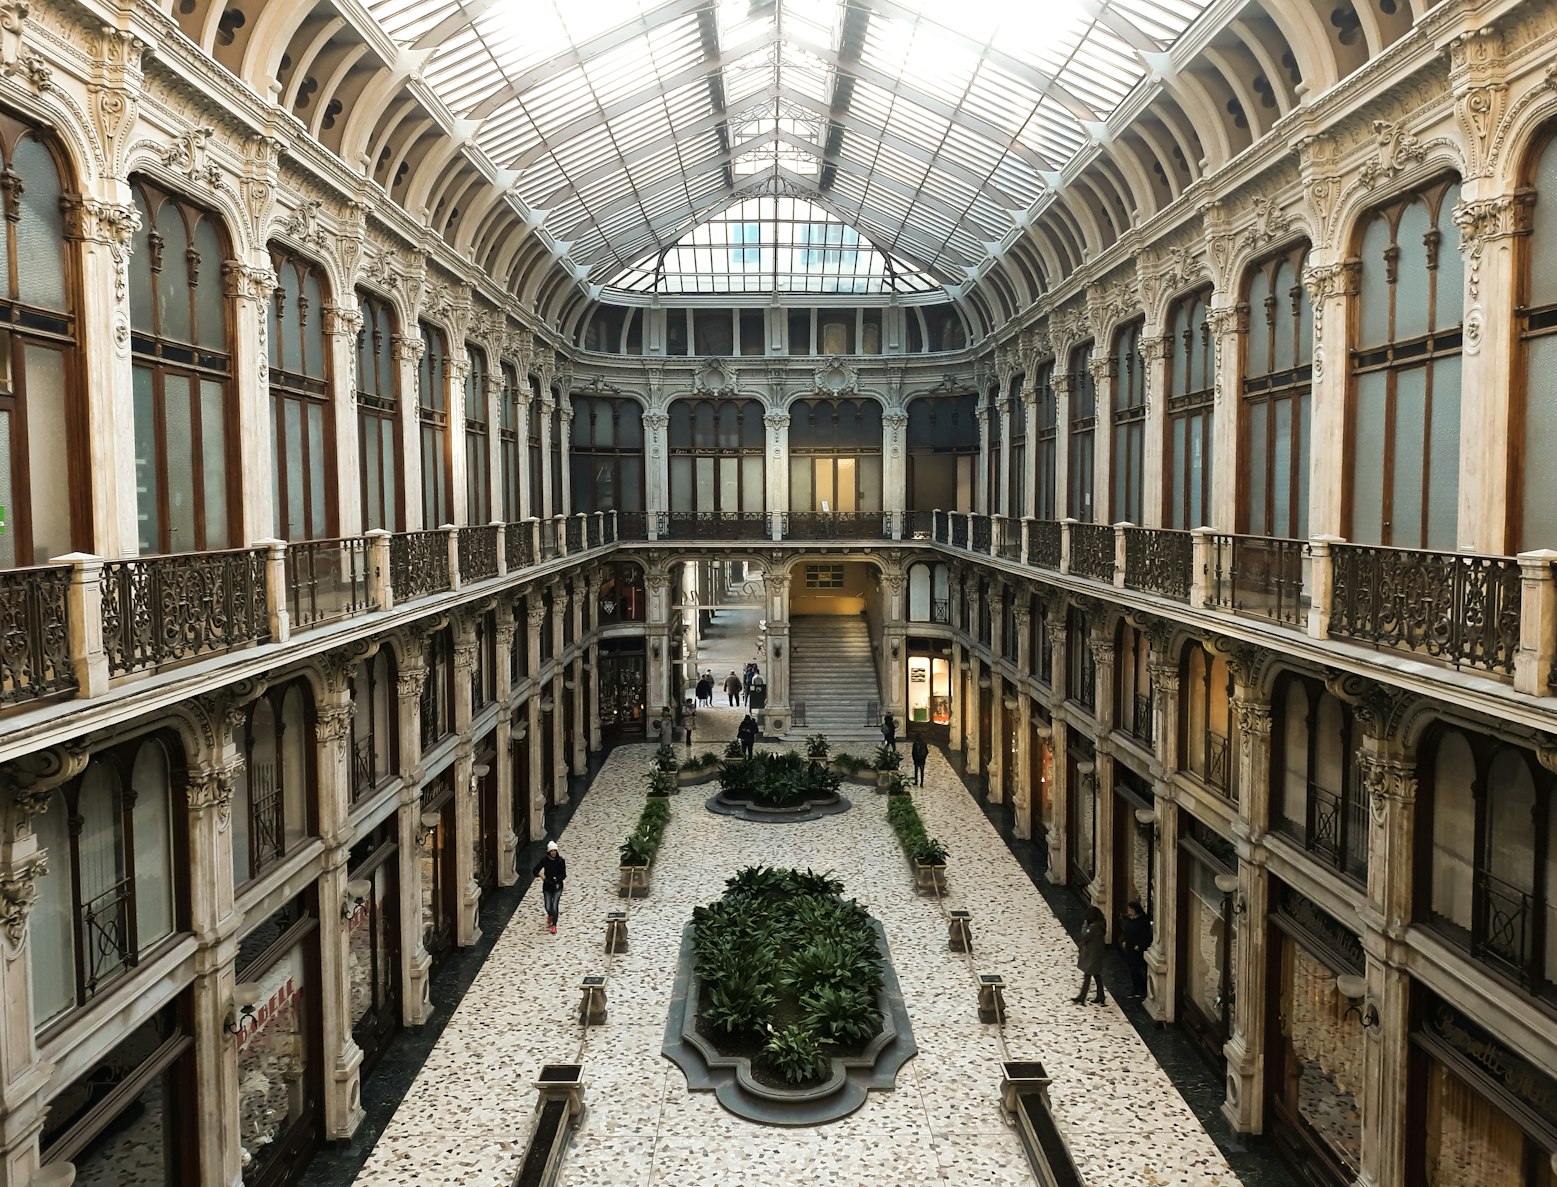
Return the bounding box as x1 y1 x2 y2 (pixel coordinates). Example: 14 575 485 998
801 985 882 1045
831 751 867 774
873 744 902 771
804 733 830 760
681 750 724 772
653 742 680 772
620 797 671 866
763 1024 830 1084
886 794 947 866
723 740 746 759
705 971 778 1039
718 751 841 807
645 767 677 797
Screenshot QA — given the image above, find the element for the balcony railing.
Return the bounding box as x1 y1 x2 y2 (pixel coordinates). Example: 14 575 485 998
661 511 771 540
1194 728 1231 797
931 597 951 624
1207 534 1309 627
102 548 270 678
905 510 935 540
506 522 534 571
351 734 376 803
586 514 603 550
538 518 558 560
996 517 1022 560
1123 527 1192 601
781 512 889 540
949 514 968 548
616 510 647 540
1330 543 1520 676
1068 522 1115 584
458 525 500 583
1474 868 1534 986
1131 692 1154 746
564 516 584 554
389 530 451 603
932 509 948 543
1290 781 1368 883
970 514 992 553
287 537 375 632
0 564 75 705
1027 519 1061 569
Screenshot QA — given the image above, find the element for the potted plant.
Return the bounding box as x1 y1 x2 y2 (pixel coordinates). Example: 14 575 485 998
873 743 902 788
884 771 910 796
910 837 949 896
654 742 681 773
646 767 677 797
619 830 653 897
804 733 830 763
724 740 747 761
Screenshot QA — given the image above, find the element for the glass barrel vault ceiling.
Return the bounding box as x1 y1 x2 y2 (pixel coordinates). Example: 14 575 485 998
365 0 1211 294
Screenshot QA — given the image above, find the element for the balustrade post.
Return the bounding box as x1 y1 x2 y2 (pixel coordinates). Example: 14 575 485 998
51 552 110 698
1113 523 1129 589
1189 528 1211 608
1059 517 1075 576
610 509 619 543
444 524 461 592
1307 535 1344 640
365 529 394 610
554 514 568 557
1020 516 1033 566
1514 550 1557 696
529 517 542 563
256 538 291 644
494 521 508 577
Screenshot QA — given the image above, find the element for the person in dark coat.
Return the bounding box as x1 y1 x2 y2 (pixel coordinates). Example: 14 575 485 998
695 674 712 706
1119 900 1152 999
724 671 743 706
532 840 567 934
911 738 930 786
737 713 759 760
881 713 898 750
1072 905 1107 1004
743 661 758 703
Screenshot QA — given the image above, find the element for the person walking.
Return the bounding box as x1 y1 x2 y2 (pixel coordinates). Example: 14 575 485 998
1072 905 1108 1005
1119 900 1152 1000
881 713 898 751
532 840 567 934
911 737 929 786
737 712 759 760
743 661 758 704
724 671 743 707
696 673 713 707
748 671 766 712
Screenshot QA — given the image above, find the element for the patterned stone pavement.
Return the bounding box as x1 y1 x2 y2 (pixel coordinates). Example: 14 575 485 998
351 742 1242 1186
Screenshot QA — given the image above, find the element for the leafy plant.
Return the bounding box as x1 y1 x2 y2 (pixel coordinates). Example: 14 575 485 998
762 1023 830 1084
653 742 681 772
885 772 910 796
873 744 902 771
619 830 654 866
645 767 677 797
911 837 949 865
801 984 882 1045
804 733 830 761
718 751 842 807
724 740 747 760
681 750 724 772
620 797 671 866
704 971 778 1039
831 751 867 774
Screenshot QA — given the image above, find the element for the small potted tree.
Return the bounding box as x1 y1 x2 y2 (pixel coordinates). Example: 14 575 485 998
911 837 949 896
804 733 830 765
873 743 902 789
724 740 747 761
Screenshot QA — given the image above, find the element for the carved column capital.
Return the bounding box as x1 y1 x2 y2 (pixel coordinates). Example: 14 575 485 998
188 761 241 831
315 703 354 744
3 741 89 835
397 663 429 701
0 850 48 957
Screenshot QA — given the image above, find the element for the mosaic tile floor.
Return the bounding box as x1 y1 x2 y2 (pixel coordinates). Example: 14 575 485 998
350 744 1244 1186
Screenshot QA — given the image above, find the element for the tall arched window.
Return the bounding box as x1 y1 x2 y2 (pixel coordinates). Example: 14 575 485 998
1517 134 1557 551
351 648 396 800
549 395 563 512
1112 320 1146 523
667 398 763 515
526 375 543 515
420 627 455 750
905 394 977 513
1181 642 1235 799
0 114 84 566
907 561 949 622
268 245 333 540
1165 287 1214 529
128 178 235 553
232 682 313 884
1242 244 1312 537
465 345 490 524
418 323 450 527
1009 378 1027 519
787 398 883 513
1067 342 1095 521
1034 360 1057 519
1113 619 1152 744
571 396 645 513
985 384 1002 513
1271 673 1363 881
1350 176 1463 549
498 360 521 521
30 735 182 1026
356 291 399 531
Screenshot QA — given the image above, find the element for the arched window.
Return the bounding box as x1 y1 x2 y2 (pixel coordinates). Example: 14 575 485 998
356 291 399 531
465 345 490 524
526 375 544 516
1034 360 1057 519
268 245 333 540
1517 134 1557 551
418 323 451 527
985 384 1002 514
1242 243 1312 537
1350 176 1463 549
1113 620 1152 744
1009 377 1027 520
666 398 762 520
30 735 182 1026
570 396 644 514
787 398 883 513
1271 674 1363 881
905 394 978 513
1067 605 1094 710
0 113 84 567
1180 642 1235 798
1165 287 1214 529
421 627 455 750
1067 342 1095 521
907 561 950 622
1422 727 1556 993
351 648 396 800
128 178 235 553
498 360 521 521
232 682 313 884
549 395 563 512
1112 320 1146 523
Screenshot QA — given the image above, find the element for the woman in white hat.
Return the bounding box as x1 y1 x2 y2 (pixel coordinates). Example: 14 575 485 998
532 840 567 933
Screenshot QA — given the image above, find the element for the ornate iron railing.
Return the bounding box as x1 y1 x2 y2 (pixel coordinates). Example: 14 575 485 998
101 548 270 678
351 735 376 802
287 537 375 632
906 511 935 540
1206 534 1310 627
1131 692 1154 746
996 517 1022 560
969 514 992 553
505 522 534 571
604 512 618 544
1474 868 1534 985
614 510 645 540
458 525 500 583
564 516 584 554
389 530 451 603
1027 520 1061 569
1202 728 1231 797
586 515 602 550
931 597 951 624
1069 522 1115 583
1288 781 1369 883
1123 527 1192 601
0 564 75 705
663 511 771 540
949 514 968 548
781 512 889 540
538 519 558 560
932 509 948 544
1329 543 1520 676
80 876 133 997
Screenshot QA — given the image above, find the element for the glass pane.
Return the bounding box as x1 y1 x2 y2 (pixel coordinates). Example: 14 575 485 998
130 196 154 332
1427 356 1461 550
859 455 882 512
1436 183 1464 330
718 456 738 511
1523 337 1557 549
23 345 69 564
1351 371 1387 544
13 137 66 312
308 403 327 537
790 456 811 511
695 456 714 511
238 940 312 1182
1295 392 1310 537
1272 400 1291 535
362 417 382 530
156 205 191 342
837 457 856 512
741 456 764 513
1247 401 1268 536
201 381 228 549
1394 200 1430 341
193 220 225 351
669 456 692 513
1358 215 1391 347
30 787 72 1023
1431 734 1476 929
382 426 398 531
283 399 304 540
164 375 196 551
0 409 12 566
133 367 158 551
131 743 174 948
1531 143 1557 309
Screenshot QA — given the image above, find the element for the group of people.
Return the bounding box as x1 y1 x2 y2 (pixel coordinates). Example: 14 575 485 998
1074 900 1153 1004
692 662 766 709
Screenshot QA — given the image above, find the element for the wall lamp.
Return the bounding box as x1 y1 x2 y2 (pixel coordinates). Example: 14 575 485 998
1214 872 1246 915
1134 806 1161 841
224 981 262 1037
890 641 901 659
341 878 371 920
1336 974 1380 1031
417 811 441 846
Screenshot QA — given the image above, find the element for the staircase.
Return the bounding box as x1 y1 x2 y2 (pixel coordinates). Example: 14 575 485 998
787 615 883 744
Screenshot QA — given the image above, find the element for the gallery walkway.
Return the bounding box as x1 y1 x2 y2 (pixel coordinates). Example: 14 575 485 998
342 741 1248 1186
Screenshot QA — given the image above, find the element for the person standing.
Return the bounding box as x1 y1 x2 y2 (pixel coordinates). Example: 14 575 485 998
743 661 758 704
1119 900 1152 1000
881 713 898 751
1072 905 1107 1005
911 737 929 786
737 712 759 760
724 670 743 707
696 673 713 707
532 840 566 934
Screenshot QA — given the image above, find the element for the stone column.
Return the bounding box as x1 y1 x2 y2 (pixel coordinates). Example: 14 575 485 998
1140 334 1171 527
764 569 791 729
765 408 790 538
538 396 555 519
1146 795 1179 1023
1301 260 1358 540
1045 617 1069 881
1088 355 1115 524
880 567 907 725
493 614 519 884
451 630 480 948
394 661 433 1025
882 409 908 533
644 565 675 716
1051 372 1072 519
394 335 428 531
325 305 366 534
225 263 279 542
642 408 669 527
557 403 574 516
1207 303 1247 532
1012 605 1034 838
995 396 1013 516
974 403 991 514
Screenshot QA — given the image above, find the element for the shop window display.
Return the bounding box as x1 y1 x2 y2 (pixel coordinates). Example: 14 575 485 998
1276 939 1363 1175
906 652 951 724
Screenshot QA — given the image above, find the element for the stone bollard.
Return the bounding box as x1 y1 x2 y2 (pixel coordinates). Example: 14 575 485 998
948 909 973 953
604 911 628 954
977 973 1006 1024
579 976 607 1026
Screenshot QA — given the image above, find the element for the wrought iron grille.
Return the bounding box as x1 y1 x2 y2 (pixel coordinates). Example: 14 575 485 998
287 537 375 632
969 514 992 552
389 530 451 602
505 522 534 571
1203 729 1230 795
458 525 500 583
931 598 951 624
1069 523 1115 583
1290 781 1369 883
352 734 376 802
1474 868 1534 984
81 876 133 997
1329 544 1520 676
249 760 284 873
586 515 602 549
932 509 948 543
101 548 270 678
949 515 968 548
663 511 770 540
906 511 935 540
614 510 646 541
0 564 75 705
1027 520 1061 569
419 668 442 751
1132 693 1154 746
1206 534 1310 627
996 517 1021 560
564 516 584 553
781 512 888 540
1123 528 1192 601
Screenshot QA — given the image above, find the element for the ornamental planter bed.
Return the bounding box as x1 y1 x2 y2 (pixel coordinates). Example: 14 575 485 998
661 866 917 1125
886 793 949 897
705 750 852 823
618 797 669 898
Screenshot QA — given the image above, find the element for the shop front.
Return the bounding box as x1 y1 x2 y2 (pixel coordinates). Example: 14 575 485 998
1112 763 1156 922
597 637 647 740
1177 815 1239 1072
510 726 532 851
346 823 400 1076
1028 707 1054 863
1066 728 1097 894
473 735 498 894
904 637 952 737
418 771 457 968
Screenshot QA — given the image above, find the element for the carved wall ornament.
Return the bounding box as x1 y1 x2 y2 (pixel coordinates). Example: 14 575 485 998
283 198 325 247
156 126 222 188
62 195 140 304
0 851 47 956
314 703 354 744
810 355 860 397
2 740 88 833
691 356 741 396
1358 120 1430 189
1452 192 1533 303
187 762 240 830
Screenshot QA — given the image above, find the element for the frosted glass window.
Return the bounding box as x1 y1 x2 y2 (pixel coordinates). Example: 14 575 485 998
164 376 196 550
1436 183 1464 329
1391 366 1427 540
1358 216 1392 347
1246 401 1267 534
30 787 72 1025
155 204 191 342
1430 733 1476 930
741 458 763 512
23 345 68 565
1394 201 1431 341
1427 356 1461 550
131 742 174 948
669 457 692 512
13 137 65 313
1531 143 1557 309
201 381 228 548
1351 371 1387 544
0 411 12 565
1523 338 1557 547
134 367 158 552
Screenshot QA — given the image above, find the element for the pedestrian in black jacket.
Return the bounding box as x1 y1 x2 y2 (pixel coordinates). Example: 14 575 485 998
1072 905 1107 1005
911 738 930 786
881 713 898 751
1119 900 1152 999
532 841 566 934
737 713 759 760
